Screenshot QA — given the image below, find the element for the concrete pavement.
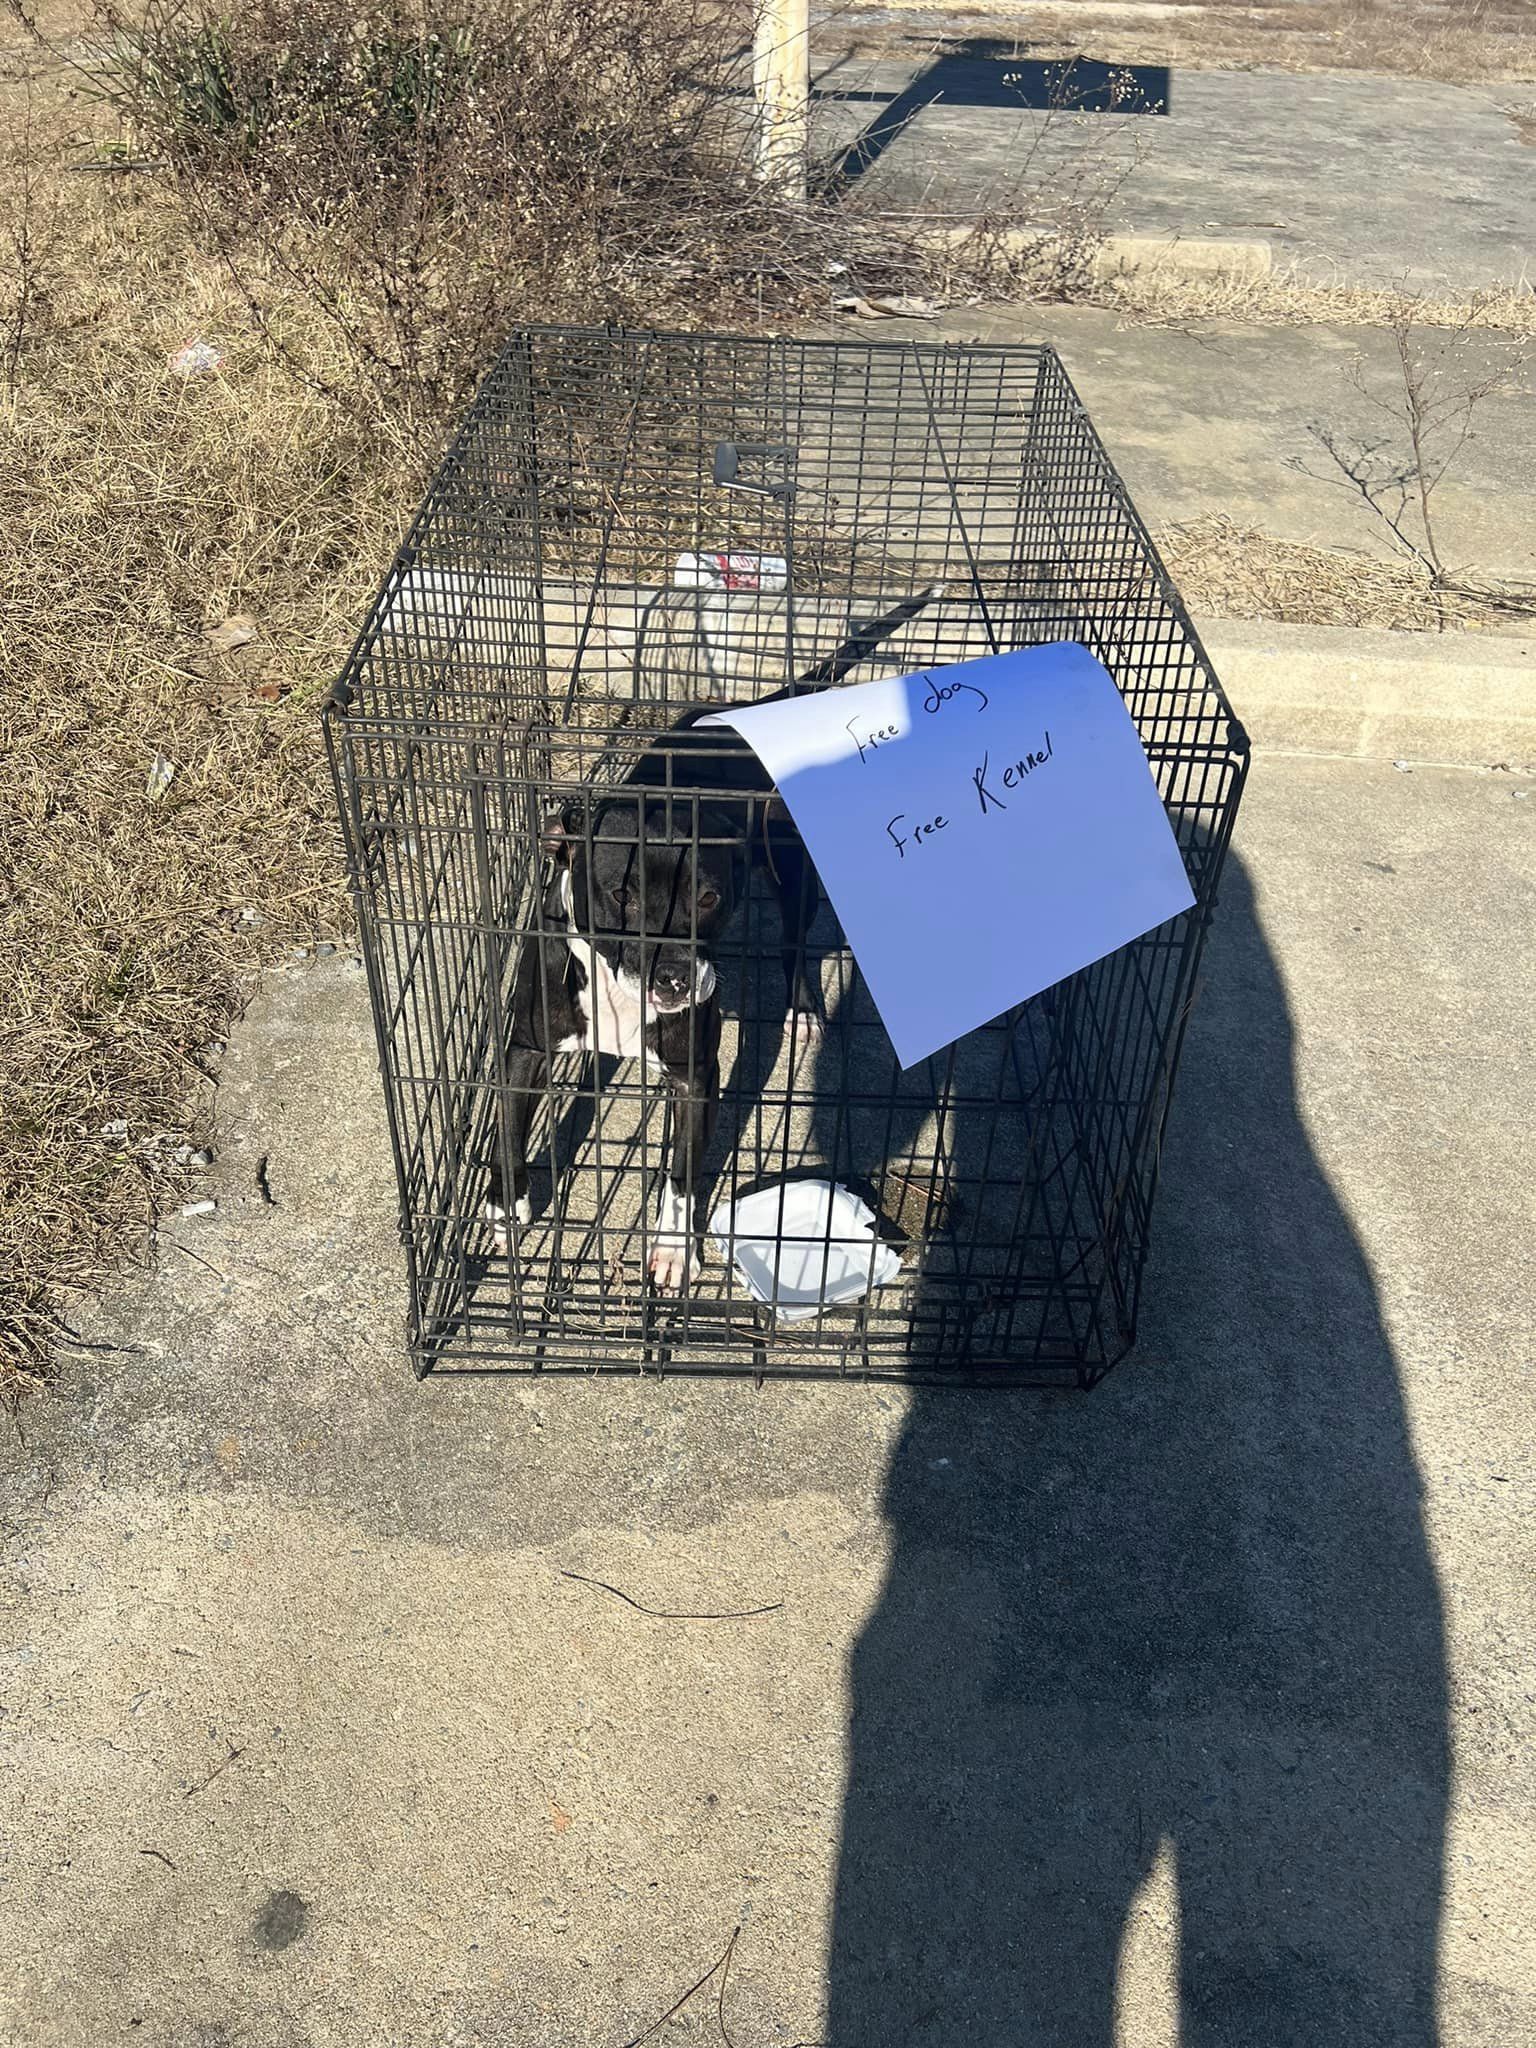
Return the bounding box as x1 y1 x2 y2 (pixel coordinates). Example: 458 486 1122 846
4 734 1533 2045
843 302 1536 590
812 51 1535 292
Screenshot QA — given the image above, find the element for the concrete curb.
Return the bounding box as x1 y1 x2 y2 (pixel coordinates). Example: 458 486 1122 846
1195 617 1536 766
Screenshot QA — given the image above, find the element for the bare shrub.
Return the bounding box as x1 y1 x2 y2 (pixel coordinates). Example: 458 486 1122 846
78 0 944 411
1303 291 1529 622
814 48 1151 307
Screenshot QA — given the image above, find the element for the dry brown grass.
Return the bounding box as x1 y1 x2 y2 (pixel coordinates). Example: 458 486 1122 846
0 95 429 1386
1158 513 1535 631
1094 264 1536 337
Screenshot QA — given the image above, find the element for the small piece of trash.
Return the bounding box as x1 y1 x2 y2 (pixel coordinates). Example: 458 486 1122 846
204 613 256 655
168 339 223 376
237 906 262 926
675 551 787 593
1392 759 1413 773
711 1179 901 1323
145 752 176 802
101 1117 129 1141
1514 789 1530 801
181 1198 217 1219
253 680 287 702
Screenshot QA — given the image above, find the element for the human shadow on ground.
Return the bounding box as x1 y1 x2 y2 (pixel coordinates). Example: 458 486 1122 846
824 846 1449 2045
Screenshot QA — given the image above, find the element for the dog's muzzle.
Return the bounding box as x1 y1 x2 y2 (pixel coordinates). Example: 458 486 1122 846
648 958 717 1013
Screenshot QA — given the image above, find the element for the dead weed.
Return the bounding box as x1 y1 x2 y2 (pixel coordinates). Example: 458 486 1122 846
1159 513 1534 631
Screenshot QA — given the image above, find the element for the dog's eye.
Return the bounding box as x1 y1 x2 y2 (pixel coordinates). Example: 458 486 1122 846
697 888 720 913
610 883 631 911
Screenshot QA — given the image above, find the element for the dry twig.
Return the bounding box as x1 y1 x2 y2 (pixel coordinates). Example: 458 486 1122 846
560 1568 782 1621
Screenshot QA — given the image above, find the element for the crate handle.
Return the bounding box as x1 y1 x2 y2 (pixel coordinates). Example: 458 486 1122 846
713 440 796 498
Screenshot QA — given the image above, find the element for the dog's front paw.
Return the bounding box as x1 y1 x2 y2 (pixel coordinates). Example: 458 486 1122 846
785 1005 824 1058
647 1183 700 1295
647 1235 701 1295
486 1189 532 1254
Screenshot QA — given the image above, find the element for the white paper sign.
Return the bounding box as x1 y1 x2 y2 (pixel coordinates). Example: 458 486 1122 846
700 641 1195 1068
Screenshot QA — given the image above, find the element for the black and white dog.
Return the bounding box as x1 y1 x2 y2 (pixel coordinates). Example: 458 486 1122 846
484 712 819 1290
485 588 941 1292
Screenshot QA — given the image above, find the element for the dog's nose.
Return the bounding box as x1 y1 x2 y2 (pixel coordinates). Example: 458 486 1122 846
649 954 699 1011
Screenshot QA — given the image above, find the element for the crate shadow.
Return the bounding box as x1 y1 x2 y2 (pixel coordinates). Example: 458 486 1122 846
824 845 1448 2042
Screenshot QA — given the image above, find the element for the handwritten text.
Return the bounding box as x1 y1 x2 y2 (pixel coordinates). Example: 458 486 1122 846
972 732 1054 816
886 813 949 859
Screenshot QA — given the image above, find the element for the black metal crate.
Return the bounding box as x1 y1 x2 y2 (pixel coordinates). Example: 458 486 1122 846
326 327 1248 1385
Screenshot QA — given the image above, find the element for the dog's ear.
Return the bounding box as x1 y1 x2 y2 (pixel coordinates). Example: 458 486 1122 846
540 800 585 862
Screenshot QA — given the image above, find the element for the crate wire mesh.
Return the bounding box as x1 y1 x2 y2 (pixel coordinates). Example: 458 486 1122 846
326 328 1248 1386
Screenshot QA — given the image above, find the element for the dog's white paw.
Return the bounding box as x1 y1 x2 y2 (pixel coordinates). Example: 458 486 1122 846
647 1183 700 1295
786 1005 824 1057
486 1190 532 1254
647 1235 701 1295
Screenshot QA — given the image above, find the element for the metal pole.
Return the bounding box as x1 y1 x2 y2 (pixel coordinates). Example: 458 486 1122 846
754 0 810 201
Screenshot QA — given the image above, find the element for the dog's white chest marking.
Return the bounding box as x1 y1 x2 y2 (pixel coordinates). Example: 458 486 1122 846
560 936 652 1062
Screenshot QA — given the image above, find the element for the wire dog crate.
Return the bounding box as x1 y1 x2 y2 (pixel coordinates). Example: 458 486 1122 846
326 328 1247 1386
